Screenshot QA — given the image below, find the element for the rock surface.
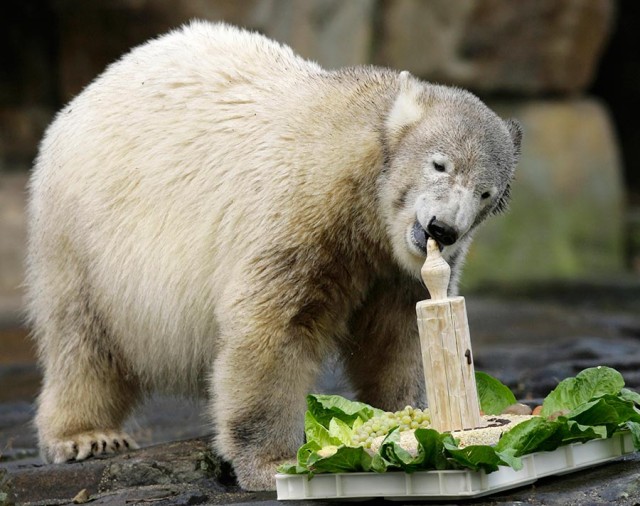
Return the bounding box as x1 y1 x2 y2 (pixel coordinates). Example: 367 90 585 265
0 3 638 504
54 0 377 103
1 437 274 505
0 2 628 284
463 98 625 288
51 0 617 100
3 438 640 505
374 0 614 94
1 0 618 171
0 173 28 325
2 279 640 505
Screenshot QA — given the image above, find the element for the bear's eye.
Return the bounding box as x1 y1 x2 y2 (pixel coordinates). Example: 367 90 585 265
433 162 446 172
481 191 491 200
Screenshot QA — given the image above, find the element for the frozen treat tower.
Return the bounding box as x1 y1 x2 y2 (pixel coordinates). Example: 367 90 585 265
416 238 482 432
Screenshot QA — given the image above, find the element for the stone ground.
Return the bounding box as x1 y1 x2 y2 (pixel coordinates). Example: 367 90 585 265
1 280 640 505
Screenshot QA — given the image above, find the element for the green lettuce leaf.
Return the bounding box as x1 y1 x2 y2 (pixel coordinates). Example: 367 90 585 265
379 428 418 469
370 451 389 473
494 448 522 470
306 394 383 428
443 441 505 473
626 421 640 449
306 445 373 474
277 462 307 475
541 366 625 417
297 440 322 467
564 393 640 436
328 417 354 446
378 428 455 473
621 388 640 407
414 428 452 470
475 371 517 415
495 416 564 456
287 368 640 478
558 419 607 444
304 411 341 448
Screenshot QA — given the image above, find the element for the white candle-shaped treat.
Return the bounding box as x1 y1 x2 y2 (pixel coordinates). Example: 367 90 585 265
416 238 482 432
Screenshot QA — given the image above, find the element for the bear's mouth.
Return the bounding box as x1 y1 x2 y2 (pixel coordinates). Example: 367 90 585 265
410 220 443 255
410 220 429 254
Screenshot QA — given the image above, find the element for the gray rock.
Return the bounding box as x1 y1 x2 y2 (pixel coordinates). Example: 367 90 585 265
259 0 376 70
2 438 258 505
2 279 640 504
0 174 28 324
463 99 625 289
374 0 615 94
0 108 51 172
54 0 376 103
3 438 640 505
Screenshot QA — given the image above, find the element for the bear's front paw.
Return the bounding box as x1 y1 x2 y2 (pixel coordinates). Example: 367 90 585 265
44 430 139 463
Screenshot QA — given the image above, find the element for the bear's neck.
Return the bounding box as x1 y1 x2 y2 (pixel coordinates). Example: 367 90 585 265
289 69 398 275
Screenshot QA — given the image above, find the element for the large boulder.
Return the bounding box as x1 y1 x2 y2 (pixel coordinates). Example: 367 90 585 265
374 0 615 94
0 173 28 323
55 0 376 102
463 98 625 288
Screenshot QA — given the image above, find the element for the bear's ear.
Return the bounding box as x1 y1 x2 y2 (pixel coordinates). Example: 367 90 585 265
385 71 424 150
504 118 523 159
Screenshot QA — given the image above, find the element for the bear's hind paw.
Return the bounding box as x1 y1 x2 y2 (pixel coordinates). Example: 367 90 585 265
47 430 139 463
235 457 294 491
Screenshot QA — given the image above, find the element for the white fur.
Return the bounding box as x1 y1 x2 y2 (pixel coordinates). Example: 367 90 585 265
385 71 423 145
27 21 520 491
30 22 327 392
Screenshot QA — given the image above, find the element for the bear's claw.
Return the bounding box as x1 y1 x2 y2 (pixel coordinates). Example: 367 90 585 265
46 430 139 463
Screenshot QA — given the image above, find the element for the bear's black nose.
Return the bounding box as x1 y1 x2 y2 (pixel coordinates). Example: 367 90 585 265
427 218 458 246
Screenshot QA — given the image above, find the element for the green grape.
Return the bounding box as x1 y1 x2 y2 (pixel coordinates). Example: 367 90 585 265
350 406 431 448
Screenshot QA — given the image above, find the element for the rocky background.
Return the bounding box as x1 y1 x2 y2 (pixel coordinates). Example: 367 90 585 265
2 1 640 505
2 0 639 298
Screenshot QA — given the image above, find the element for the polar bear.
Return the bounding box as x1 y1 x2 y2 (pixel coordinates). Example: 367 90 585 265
26 21 522 490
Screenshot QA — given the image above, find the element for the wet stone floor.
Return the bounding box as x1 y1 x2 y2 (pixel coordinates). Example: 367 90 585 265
1 280 640 505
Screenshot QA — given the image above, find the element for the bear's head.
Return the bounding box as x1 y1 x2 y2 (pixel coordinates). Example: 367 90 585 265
379 71 522 286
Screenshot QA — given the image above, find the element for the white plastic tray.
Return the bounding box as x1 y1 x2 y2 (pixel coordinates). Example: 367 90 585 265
276 432 634 501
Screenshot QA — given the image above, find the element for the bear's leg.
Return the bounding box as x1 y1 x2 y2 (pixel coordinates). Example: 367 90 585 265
343 277 425 411
209 326 324 491
34 295 140 463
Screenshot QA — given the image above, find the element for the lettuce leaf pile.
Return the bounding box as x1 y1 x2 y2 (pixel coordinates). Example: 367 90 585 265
278 366 640 477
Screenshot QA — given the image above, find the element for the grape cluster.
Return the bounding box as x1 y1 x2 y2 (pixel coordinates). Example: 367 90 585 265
351 406 431 448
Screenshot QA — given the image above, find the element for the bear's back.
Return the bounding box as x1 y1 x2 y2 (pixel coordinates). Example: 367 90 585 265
26 22 364 393
36 21 320 164
108 21 321 92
